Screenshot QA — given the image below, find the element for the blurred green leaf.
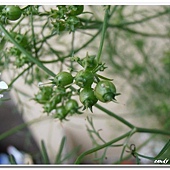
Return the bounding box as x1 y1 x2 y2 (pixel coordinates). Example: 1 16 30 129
55 136 66 164
155 140 170 159
40 140 50 164
8 154 17 164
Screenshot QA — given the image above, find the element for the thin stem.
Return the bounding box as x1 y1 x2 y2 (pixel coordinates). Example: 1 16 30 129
136 127 170 136
114 134 157 164
55 136 66 164
83 23 169 39
74 131 132 164
8 64 33 88
11 16 25 32
0 23 55 77
118 27 169 38
71 32 75 56
40 29 101 64
30 6 38 58
135 153 154 160
109 5 119 17
135 139 170 161
96 6 110 63
41 140 51 164
119 128 137 163
73 29 101 56
95 104 134 129
86 116 106 144
95 103 170 135
81 8 170 28
118 8 170 27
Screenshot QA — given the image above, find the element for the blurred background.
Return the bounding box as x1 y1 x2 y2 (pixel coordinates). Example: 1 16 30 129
0 5 170 164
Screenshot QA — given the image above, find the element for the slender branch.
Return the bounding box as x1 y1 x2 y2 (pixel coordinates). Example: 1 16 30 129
55 136 66 163
135 139 170 160
80 8 170 28
0 23 55 77
136 127 170 136
95 104 170 136
118 27 169 38
82 24 169 39
30 6 38 58
73 29 101 56
11 16 25 32
74 131 132 164
40 29 101 64
96 6 110 63
118 8 170 26
41 140 51 164
80 8 170 39
95 104 135 129
8 64 33 88
119 128 137 163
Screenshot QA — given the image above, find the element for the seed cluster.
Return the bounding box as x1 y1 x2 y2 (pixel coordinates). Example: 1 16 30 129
34 53 120 121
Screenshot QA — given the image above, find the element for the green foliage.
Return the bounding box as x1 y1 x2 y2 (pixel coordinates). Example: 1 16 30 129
0 5 170 164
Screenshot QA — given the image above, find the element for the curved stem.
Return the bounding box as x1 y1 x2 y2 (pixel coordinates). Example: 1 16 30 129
74 130 132 164
119 128 137 163
0 23 55 77
11 16 25 32
95 103 134 129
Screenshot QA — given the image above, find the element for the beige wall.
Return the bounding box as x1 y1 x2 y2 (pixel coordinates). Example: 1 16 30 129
1 5 168 164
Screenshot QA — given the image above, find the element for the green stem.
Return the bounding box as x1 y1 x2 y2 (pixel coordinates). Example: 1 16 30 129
74 131 132 164
136 127 170 136
118 8 170 26
155 139 170 159
118 27 168 38
96 6 110 63
135 153 154 160
114 134 157 164
0 23 55 77
83 25 169 39
119 128 136 163
40 29 101 64
95 104 170 136
8 64 33 88
81 8 170 28
30 6 38 58
55 136 66 163
11 16 25 32
95 104 134 129
41 140 51 164
135 139 170 161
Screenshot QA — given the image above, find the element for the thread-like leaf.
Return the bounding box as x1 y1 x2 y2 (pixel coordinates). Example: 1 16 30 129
155 139 170 159
41 140 50 164
55 136 66 164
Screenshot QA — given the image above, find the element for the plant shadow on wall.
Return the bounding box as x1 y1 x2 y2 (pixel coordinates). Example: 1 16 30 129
0 5 170 164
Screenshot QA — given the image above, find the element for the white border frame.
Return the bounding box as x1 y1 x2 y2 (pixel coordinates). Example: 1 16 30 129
0 0 170 5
